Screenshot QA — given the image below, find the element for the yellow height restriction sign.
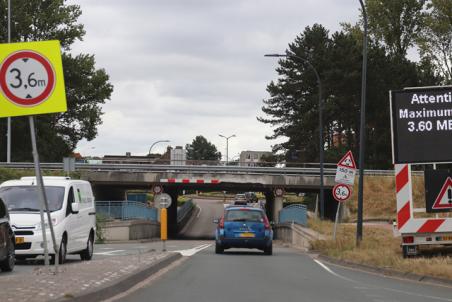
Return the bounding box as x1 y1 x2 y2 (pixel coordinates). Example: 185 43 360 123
0 40 67 118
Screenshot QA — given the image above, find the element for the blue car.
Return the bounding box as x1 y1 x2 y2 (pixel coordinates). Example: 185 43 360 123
215 206 273 255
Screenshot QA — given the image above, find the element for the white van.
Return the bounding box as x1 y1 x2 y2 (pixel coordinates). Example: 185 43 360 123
0 176 96 263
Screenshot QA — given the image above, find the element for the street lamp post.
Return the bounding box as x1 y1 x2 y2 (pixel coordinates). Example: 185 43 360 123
218 134 236 165
356 0 368 246
148 140 170 156
265 53 325 219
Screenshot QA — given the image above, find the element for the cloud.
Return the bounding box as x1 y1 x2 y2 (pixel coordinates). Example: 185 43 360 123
70 0 361 159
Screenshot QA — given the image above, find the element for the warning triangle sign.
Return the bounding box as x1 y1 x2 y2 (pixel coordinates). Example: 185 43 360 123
432 177 452 210
337 151 356 169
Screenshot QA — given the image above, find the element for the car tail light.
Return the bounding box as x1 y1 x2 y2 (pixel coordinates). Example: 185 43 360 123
219 217 224 228
263 216 270 230
402 236 414 244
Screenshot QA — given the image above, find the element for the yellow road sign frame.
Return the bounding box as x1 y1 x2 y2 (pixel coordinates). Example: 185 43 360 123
0 40 67 118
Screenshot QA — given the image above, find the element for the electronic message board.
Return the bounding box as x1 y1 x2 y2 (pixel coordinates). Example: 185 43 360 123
390 86 452 164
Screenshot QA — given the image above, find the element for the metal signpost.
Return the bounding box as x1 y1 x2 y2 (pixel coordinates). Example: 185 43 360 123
154 193 172 251
332 184 351 240
333 151 356 240
0 40 67 269
63 157 76 176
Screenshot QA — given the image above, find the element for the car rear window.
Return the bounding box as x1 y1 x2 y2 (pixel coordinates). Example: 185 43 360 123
225 209 264 222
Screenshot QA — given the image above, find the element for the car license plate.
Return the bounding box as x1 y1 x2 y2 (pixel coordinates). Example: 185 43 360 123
15 237 25 244
442 236 452 241
240 232 255 238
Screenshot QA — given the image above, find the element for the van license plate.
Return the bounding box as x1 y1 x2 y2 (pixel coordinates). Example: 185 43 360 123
240 232 255 238
15 237 25 244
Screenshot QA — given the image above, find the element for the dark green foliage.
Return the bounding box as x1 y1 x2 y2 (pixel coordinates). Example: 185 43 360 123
186 136 221 161
260 17 441 169
0 0 113 161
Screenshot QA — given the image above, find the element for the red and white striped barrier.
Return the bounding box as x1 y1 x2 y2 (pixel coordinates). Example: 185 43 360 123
160 178 220 184
395 163 452 234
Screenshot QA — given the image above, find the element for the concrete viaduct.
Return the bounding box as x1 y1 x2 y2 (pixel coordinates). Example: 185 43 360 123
81 166 337 237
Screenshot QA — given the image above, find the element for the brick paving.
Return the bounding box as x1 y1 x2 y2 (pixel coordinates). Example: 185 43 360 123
0 251 172 302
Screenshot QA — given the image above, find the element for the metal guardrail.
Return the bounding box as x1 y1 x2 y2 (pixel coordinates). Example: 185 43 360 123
177 199 194 224
96 201 158 221
0 162 424 176
279 204 307 226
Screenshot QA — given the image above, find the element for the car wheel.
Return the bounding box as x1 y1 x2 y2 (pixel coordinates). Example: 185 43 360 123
0 240 15 272
264 244 273 256
80 233 94 261
215 242 224 254
52 238 67 264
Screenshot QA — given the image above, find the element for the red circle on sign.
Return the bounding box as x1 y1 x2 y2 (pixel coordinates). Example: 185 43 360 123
152 185 163 195
0 50 55 106
333 184 351 202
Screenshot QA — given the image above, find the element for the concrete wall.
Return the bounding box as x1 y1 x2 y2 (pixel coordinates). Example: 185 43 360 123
103 220 160 241
273 222 326 251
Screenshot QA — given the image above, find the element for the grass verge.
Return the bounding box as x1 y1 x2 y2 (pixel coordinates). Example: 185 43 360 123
309 219 452 280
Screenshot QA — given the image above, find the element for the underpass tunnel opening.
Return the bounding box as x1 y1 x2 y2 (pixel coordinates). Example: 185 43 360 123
91 182 337 240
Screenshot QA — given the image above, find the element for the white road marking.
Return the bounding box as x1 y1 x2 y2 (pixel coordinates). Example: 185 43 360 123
314 259 452 301
196 205 202 218
174 244 212 256
313 259 356 282
94 249 126 256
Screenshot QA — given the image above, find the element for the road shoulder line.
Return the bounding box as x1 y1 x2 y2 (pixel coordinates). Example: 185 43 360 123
314 253 452 288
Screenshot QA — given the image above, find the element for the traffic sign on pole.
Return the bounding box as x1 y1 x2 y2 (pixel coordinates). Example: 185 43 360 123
335 150 356 185
274 187 285 197
333 184 351 202
0 40 67 117
152 185 163 195
154 193 172 209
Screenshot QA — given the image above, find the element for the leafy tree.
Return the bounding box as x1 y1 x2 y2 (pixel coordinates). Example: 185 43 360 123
366 0 426 57
185 136 221 161
258 24 331 163
417 0 452 83
258 153 279 167
0 0 113 161
260 22 440 169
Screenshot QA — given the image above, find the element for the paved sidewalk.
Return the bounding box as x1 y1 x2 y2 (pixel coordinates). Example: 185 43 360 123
0 251 179 302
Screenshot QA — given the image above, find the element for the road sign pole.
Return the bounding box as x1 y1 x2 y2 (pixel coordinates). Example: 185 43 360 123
6 0 11 163
333 202 341 241
357 0 368 247
29 116 59 270
160 208 167 251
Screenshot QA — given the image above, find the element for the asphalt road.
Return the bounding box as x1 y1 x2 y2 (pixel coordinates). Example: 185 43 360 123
178 198 225 239
118 245 452 302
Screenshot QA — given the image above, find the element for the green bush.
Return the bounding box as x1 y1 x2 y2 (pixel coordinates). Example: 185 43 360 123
95 213 108 243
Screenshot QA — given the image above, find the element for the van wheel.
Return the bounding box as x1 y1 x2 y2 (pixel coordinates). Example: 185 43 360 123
52 238 67 264
80 233 94 261
0 240 15 272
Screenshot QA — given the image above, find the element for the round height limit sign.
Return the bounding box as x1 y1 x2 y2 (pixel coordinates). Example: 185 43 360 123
0 41 67 118
333 184 351 202
0 51 55 106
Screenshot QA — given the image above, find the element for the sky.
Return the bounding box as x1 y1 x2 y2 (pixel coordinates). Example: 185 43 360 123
70 0 361 160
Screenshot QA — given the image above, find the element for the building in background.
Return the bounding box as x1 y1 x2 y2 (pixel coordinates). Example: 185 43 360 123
239 151 272 167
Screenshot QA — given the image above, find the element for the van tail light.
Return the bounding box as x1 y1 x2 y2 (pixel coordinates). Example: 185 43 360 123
219 217 224 228
263 216 271 230
402 236 414 244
